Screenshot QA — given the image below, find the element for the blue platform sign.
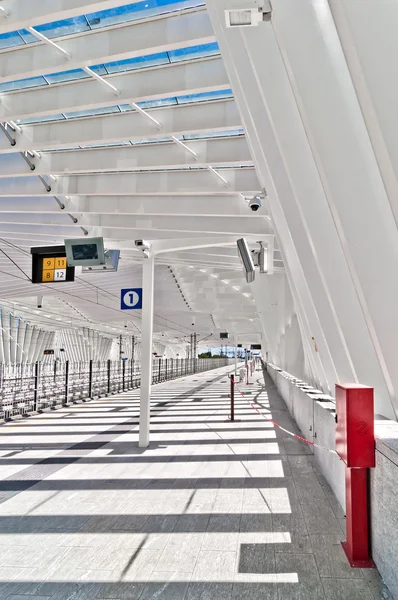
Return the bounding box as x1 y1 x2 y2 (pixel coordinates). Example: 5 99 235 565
121 288 143 310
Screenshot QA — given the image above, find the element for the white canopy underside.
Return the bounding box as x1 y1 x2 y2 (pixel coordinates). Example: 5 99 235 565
0 0 277 347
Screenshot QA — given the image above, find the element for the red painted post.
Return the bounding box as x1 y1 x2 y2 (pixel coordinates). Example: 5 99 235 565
230 374 235 422
335 384 376 568
246 363 249 385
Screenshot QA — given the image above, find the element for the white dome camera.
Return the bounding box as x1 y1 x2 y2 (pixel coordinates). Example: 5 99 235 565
248 196 262 212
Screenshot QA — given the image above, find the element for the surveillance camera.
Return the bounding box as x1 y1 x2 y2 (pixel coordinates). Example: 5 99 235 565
248 196 262 212
37 296 43 309
135 239 150 250
135 239 151 258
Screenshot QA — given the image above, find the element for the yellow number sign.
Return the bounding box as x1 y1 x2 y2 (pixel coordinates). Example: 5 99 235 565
43 258 55 270
42 269 54 282
55 257 67 269
42 256 67 282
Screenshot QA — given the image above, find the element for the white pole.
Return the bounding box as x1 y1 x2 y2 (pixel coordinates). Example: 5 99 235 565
139 253 155 448
234 336 238 376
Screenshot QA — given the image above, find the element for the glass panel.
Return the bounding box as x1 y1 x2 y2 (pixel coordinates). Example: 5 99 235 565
8 85 233 126
86 0 205 30
79 142 131 149
183 128 244 140
39 146 81 152
0 76 48 93
168 42 219 62
130 136 173 145
214 164 253 169
0 1 206 50
63 106 121 119
18 114 66 125
177 89 233 104
18 17 90 43
0 31 26 50
44 69 90 85
105 53 170 74
118 104 134 112
136 97 178 109
44 65 107 84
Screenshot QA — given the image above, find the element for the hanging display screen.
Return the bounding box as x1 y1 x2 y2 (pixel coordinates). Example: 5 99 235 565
31 245 75 284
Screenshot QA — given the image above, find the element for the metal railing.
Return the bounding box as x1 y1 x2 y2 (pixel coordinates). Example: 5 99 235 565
0 357 233 421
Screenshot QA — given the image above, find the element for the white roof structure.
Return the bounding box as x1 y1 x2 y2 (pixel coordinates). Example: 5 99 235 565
2 0 398 423
0 0 277 350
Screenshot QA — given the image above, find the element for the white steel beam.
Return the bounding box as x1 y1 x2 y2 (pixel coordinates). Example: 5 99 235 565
0 100 240 154
26 27 71 60
0 11 215 83
85 214 269 236
207 0 398 419
206 0 335 392
272 0 398 419
0 226 249 243
0 213 268 236
158 254 243 268
139 253 155 448
86 194 265 218
0 169 260 196
0 138 251 177
0 224 86 238
328 0 398 225
82 66 119 94
0 213 81 227
0 58 229 122
0 194 267 218
0 0 144 34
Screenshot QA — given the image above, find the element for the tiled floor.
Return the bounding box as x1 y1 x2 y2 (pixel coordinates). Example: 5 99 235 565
0 365 392 599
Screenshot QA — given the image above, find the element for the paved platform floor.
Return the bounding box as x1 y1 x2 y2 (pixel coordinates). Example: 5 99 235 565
0 365 392 600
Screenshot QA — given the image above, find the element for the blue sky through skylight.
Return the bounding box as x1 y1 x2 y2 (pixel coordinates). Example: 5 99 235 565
19 89 234 126
0 43 220 93
0 0 205 50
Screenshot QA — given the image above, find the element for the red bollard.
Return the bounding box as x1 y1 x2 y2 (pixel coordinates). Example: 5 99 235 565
230 374 235 422
228 374 240 422
336 384 376 568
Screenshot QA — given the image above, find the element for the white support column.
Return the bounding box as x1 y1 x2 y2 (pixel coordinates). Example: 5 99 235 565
139 253 155 448
206 0 397 417
234 336 238 376
16 319 26 363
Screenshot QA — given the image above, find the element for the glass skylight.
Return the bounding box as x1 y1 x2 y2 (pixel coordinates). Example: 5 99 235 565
86 0 205 29
38 129 244 153
0 0 205 50
0 43 220 94
64 106 121 120
18 89 234 126
183 128 244 140
44 66 107 85
176 90 233 104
